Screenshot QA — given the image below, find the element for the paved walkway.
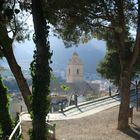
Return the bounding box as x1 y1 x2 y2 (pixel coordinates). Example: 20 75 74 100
20 95 121 121
20 92 140 122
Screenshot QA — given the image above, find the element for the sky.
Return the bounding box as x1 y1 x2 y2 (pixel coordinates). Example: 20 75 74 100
0 14 107 75
0 31 107 74
11 35 106 71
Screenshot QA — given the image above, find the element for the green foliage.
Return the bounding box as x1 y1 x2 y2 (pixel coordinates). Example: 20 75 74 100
30 42 52 140
45 1 137 46
0 0 32 45
28 128 32 140
0 76 13 138
97 28 139 85
97 50 121 85
60 84 70 91
0 50 3 58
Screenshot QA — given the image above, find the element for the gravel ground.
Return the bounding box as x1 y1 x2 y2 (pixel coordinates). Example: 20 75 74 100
54 106 140 140
21 106 140 140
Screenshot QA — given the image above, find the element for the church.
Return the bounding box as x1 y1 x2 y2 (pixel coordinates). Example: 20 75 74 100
50 52 100 112
10 52 100 115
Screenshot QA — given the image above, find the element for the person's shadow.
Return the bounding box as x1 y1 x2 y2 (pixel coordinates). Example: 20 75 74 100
77 106 83 113
121 123 140 140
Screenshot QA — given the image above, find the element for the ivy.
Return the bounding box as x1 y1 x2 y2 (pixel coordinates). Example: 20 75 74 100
30 40 52 139
30 0 52 139
0 76 13 138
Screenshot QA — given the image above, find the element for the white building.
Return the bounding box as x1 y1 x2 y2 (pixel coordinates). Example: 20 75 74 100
10 94 27 118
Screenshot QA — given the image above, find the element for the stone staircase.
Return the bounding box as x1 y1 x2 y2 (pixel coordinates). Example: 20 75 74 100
20 92 139 121
63 95 119 116
48 92 140 120
48 94 121 120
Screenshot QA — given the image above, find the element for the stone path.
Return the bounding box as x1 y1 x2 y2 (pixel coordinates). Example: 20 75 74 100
20 92 140 122
54 106 140 140
20 95 121 122
20 93 140 140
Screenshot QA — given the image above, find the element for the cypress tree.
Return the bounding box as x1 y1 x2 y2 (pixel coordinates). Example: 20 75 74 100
0 76 13 138
30 0 52 139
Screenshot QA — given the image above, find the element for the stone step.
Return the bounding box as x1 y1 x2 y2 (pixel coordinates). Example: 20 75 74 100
64 96 120 117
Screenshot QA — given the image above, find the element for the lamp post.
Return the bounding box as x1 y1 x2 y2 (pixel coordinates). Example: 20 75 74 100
136 80 138 111
135 80 140 111
137 81 140 111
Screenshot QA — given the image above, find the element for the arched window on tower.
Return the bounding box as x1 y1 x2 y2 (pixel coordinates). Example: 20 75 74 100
69 68 70 75
77 69 79 74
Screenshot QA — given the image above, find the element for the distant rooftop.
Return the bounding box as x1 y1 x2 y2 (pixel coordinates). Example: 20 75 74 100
50 81 100 96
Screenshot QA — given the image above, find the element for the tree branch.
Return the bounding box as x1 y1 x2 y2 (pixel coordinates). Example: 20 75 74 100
129 0 140 70
100 0 114 21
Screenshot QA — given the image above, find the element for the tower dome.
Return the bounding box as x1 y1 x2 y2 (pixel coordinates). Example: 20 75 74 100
66 52 84 83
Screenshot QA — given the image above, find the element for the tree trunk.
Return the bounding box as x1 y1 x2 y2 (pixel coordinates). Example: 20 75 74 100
3 44 31 112
118 70 131 129
31 0 51 139
0 19 32 112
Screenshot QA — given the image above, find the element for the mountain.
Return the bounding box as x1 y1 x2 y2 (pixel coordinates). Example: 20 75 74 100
50 37 106 74
0 36 106 76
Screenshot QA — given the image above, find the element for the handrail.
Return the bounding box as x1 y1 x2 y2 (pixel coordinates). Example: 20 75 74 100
63 93 119 112
8 112 28 140
8 120 21 140
8 112 56 140
46 122 56 139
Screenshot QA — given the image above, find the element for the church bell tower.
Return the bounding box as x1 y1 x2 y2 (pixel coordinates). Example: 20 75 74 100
66 52 84 83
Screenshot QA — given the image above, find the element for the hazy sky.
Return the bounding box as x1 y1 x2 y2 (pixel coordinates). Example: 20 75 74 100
0 15 106 74
0 33 106 73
